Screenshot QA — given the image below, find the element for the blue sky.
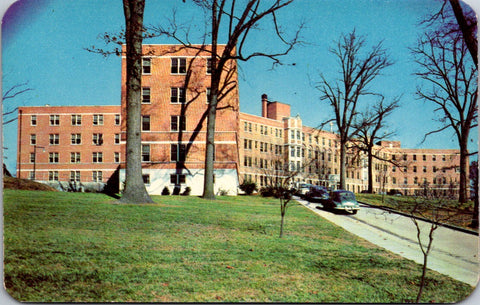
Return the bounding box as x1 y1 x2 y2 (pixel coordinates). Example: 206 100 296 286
1 0 478 174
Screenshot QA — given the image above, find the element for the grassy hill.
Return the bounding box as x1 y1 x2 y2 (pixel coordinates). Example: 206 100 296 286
3 176 57 192
3 190 475 303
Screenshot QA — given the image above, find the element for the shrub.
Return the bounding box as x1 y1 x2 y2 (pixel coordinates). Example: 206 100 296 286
182 187 191 196
161 187 170 196
239 180 257 195
172 186 181 195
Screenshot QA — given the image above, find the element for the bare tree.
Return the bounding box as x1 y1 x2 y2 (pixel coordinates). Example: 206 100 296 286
412 30 477 204
353 96 400 193
2 82 33 126
119 0 154 204
316 30 393 190
469 160 478 228
150 0 303 199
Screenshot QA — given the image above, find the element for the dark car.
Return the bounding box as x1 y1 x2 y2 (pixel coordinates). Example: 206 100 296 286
323 190 360 214
305 186 329 203
387 189 403 196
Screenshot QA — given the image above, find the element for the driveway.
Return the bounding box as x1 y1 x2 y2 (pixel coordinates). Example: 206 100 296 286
296 197 479 287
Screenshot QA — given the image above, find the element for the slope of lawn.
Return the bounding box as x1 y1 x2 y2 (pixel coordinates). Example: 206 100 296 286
3 190 475 302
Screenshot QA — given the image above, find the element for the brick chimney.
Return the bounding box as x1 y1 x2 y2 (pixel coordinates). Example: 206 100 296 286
261 94 268 118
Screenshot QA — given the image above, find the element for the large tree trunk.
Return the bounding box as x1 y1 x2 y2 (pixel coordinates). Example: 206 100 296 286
202 93 218 200
119 0 153 204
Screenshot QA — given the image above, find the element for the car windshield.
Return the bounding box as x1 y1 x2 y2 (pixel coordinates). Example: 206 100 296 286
335 192 355 201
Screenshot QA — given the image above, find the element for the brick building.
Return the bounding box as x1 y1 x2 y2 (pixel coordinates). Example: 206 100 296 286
15 44 466 197
16 105 122 191
118 45 240 195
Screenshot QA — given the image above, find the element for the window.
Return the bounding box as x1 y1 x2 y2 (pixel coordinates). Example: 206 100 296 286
142 58 151 74
432 155 436 161
71 115 82 126
171 87 186 104
29 171 35 180
92 171 103 182
404 177 408 184
70 171 80 182
171 144 186 161
70 152 81 163
30 153 35 163
414 177 418 184
49 152 59 163
31 115 37 126
433 166 437 173
50 115 60 126
403 154 407 161
171 57 186 74
423 166 427 173
142 115 151 131
392 166 396 172
71 133 81 145
93 133 103 146
170 174 186 184
423 155 426 161
142 144 150 162
143 174 150 185
171 115 186 131
30 134 36 145
93 114 104 125
114 134 120 144
115 114 121 125
442 155 446 161
393 177 397 184
206 58 212 74
413 166 417 173
49 171 59 181
114 152 120 163
142 87 151 104
92 152 103 163
413 154 417 161
49 134 59 145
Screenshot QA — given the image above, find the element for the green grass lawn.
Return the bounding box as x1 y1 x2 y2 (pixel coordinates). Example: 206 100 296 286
356 193 476 230
3 190 475 302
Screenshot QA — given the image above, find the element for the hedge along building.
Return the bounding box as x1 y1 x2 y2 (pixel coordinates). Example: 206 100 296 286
118 45 240 196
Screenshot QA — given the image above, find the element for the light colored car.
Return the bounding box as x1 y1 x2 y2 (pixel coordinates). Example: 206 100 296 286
298 183 312 197
323 190 360 214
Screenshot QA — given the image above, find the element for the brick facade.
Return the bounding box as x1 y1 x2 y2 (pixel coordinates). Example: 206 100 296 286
16 106 122 191
15 44 466 197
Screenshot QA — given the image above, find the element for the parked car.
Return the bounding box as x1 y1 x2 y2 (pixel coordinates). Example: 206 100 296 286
305 185 329 203
298 183 313 197
387 189 403 196
323 190 360 214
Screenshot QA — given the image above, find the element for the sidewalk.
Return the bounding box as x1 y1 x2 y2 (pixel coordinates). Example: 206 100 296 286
296 197 479 287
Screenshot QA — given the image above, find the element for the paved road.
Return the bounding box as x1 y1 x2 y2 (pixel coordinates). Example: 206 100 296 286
296 197 479 287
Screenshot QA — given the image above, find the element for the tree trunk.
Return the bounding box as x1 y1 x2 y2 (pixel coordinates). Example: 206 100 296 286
202 94 218 200
339 141 347 190
448 0 478 68
119 0 153 204
367 145 374 193
459 135 468 203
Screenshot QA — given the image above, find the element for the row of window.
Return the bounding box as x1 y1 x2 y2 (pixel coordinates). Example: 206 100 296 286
142 57 212 75
384 176 453 185
30 152 119 164
391 154 451 162
29 170 104 182
141 87 211 104
30 133 121 146
243 139 283 155
30 114 120 127
390 165 457 174
243 122 283 138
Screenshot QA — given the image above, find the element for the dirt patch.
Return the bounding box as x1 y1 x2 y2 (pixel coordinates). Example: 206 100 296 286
3 176 58 192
